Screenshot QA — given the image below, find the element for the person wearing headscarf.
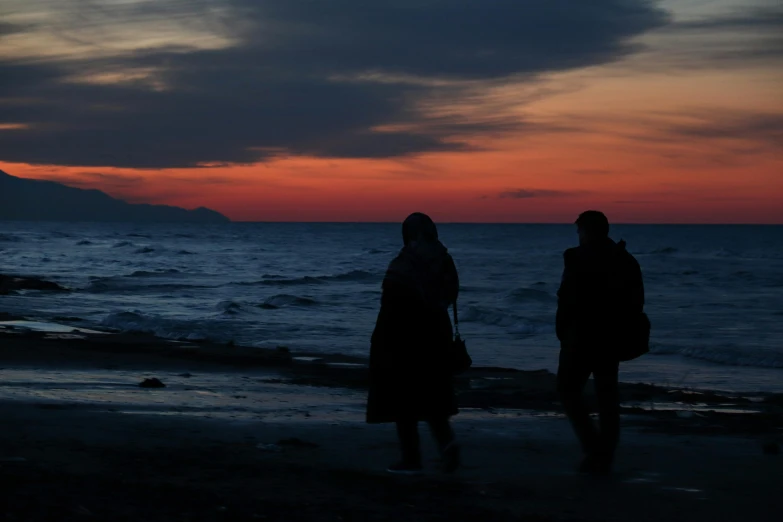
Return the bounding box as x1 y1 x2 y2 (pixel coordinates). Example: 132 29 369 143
366 212 461 474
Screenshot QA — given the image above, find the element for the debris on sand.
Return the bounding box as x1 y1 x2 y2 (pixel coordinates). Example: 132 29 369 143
138 378 166 388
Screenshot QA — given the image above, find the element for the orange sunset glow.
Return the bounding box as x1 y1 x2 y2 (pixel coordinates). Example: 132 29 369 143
1 0 781 223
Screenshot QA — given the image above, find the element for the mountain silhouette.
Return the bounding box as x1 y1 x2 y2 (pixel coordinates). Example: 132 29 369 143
0 170 229 223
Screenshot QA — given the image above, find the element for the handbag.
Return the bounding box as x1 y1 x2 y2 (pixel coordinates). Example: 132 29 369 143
450 300 473 374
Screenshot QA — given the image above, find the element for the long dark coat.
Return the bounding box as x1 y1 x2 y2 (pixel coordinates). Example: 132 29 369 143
366 276 458 424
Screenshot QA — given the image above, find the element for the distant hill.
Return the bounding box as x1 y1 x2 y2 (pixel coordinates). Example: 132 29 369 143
0 170 230 223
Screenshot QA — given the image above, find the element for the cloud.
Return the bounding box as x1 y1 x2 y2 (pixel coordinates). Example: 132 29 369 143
665 112 783 148
499 189 585 199
648 111 783 168
22 169 246 205
73 172 146 187
33 170 239 189
25 171 147 191
673 7 783 31
0 0 670 168
650 5 783 67
543 109 783 168
0 21 23 36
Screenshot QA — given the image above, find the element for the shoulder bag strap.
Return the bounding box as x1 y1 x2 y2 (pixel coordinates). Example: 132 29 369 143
453 299 460 337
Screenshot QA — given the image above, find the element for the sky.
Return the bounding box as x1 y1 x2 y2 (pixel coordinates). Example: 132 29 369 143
0 0 781 223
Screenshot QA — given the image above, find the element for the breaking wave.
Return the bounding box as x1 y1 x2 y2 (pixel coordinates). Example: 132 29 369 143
259 294 318 309
100 311 217 342
460 305 552 334
651 343 783 369
238 269 377 287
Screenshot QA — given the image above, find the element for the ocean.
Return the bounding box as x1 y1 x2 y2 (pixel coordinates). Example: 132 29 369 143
1 223 781 393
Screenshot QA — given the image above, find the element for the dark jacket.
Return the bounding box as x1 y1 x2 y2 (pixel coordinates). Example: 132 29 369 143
366 247 459 424
556 238 644 353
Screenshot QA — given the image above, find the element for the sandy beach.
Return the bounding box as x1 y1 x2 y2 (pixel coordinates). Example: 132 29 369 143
1 325 781 522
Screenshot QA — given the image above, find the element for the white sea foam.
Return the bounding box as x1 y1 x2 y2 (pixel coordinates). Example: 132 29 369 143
101 311 211 342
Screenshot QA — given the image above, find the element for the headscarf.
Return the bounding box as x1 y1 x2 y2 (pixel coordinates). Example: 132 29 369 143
383 213 459 309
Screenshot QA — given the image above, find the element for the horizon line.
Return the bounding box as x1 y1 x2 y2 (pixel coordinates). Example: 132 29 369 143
1 219 781 225
227 221 783 226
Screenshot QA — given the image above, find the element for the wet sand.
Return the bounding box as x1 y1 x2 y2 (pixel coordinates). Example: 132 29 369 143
1 328 781 521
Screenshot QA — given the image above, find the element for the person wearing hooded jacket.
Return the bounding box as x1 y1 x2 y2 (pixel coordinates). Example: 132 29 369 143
556 210 645 475
366 212 461 475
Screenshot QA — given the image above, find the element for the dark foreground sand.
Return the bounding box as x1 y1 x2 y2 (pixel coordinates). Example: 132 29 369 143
1 328 781 521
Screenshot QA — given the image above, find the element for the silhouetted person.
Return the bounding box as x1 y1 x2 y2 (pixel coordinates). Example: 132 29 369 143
556 211 644 475
366 212 461 474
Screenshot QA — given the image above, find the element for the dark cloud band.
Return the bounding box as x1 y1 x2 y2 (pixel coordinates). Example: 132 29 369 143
0 0 671 168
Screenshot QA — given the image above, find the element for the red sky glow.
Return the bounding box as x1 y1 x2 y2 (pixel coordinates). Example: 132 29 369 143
1 0 781 223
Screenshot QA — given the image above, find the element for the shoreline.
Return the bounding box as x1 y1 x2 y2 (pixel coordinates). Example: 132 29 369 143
3 268 783 394
2 304 781 393
2 326 781 436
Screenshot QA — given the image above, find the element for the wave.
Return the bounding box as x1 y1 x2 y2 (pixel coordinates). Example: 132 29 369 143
86 282 204 294
649 247 678 255
101 311 215 342
704 270 770 284
238 269 377 287
460 305 552 334
508 322 553 335
76 240 93 246
651 343 783 369
460 305 519 327
84 275 207 294
259 294 318 309
127 269 181 278
0 233 22 242
215 297 318 314
216 300 247 316
243 276 326 287
135 247 155 254
112 241 134 248
712 248 741 258
260 274 286 280
508 287 554 303
322 270 376 282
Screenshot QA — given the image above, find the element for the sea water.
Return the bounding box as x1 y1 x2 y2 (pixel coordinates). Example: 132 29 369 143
1 223 781 392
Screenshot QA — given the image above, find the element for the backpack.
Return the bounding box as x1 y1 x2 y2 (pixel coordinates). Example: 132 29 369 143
613 243 650 362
